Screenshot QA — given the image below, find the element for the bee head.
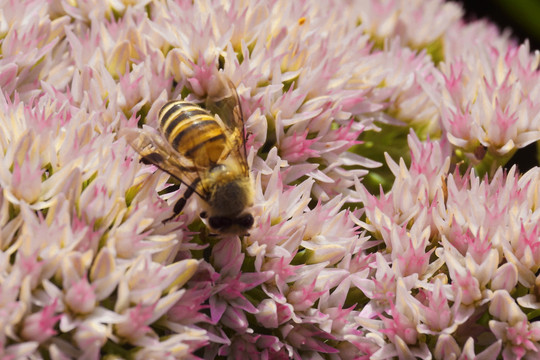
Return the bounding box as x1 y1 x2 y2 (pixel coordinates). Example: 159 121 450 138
200 211 254 235
206 164 253 213
201 163 254 235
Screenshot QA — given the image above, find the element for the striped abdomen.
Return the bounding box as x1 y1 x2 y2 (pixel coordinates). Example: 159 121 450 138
159 100 227 167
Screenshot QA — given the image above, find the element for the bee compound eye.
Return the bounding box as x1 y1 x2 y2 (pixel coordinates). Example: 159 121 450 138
236 214 254 229
209 216 232 229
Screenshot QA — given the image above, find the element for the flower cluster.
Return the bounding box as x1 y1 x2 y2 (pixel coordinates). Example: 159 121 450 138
2 0 540 359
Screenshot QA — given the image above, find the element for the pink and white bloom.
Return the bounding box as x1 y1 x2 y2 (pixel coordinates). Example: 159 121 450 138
3 0 540 358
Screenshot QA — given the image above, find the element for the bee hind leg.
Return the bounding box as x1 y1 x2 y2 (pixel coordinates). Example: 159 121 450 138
162 186 196 223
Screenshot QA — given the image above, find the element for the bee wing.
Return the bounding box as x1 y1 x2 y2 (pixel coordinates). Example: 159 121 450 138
119 126 205 197
205 77 249 175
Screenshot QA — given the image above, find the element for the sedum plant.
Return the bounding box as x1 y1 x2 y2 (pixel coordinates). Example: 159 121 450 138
1 0 540 359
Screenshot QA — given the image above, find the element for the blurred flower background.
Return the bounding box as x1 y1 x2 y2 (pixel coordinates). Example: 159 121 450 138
2 0 540 359
461 0 540 174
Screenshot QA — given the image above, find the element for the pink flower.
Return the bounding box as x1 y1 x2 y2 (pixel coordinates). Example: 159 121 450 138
490 291 540 359
279 130 319 163
381 302 418 345
4 0 540 358
13 252 43 290
20 299 62 342
392 223 433 278
439 42 540 171
450 269 482 306
115 303 155 342
283 324 339 355
64 278 96 315
208 237 271 324
166 287 212 325
417 280 471 336
287 277 326 312
358 0 462 48
434 335 502 360
255 299 294 329
10 157 42 204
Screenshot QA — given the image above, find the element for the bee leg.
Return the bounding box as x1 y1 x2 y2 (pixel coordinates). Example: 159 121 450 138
140 152 164 165
162 186 196 223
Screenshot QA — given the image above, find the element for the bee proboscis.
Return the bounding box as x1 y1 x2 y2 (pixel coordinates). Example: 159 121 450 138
121 76 254 235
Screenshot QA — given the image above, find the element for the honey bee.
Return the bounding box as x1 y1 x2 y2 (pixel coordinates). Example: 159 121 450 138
121 77 254 235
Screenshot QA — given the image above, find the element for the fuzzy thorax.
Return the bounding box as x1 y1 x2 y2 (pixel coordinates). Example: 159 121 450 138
201 159 253 218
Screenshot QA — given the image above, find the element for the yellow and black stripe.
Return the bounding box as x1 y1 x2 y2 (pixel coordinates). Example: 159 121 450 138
159 100 227 166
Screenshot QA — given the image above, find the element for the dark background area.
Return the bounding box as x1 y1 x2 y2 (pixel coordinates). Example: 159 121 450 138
459 0 540 50
456 0 540 172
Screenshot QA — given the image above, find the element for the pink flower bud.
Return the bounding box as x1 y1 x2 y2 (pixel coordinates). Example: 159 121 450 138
20 300 61 342
64 278 96 315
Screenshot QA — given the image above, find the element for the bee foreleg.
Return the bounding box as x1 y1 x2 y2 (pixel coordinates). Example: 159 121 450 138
163 186 195 222
140 152 164 165
162 179 201 223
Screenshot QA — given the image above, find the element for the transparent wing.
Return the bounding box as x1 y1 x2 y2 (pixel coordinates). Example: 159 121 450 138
204 76 249 175
119 126 206 198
